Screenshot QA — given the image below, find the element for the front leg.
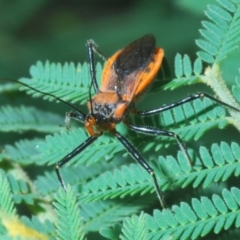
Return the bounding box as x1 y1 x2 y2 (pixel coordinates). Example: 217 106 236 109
65 111 85 130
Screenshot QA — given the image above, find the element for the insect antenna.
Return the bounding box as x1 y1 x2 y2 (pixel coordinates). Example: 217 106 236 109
88 77 94 115
1 79 86 121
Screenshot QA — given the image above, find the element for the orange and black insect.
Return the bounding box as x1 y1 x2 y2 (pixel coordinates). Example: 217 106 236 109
5 34 240 208
52 34 240 208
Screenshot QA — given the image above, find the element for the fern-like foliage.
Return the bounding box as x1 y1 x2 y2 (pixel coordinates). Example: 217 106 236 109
120 212 148 240
6 172 38 205
0 0 240 239
0 105 62 133
0 173 50 239
78 141 240 203
145 187 240 240
100 223 122 240
0 173 16 213
196 0 240 64
34 157 129 196
53 185 85 240
19 216 55 239
20 61 102 104
32 128 123 166
81 197 156 232
132 97 229 150
1 138 42 164
163 55 203 90
101 187 240 239
0 173 16 235
162 0 240 133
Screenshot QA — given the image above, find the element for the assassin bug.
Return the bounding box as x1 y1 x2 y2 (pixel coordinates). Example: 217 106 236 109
54 34 240 208
3 34 240 209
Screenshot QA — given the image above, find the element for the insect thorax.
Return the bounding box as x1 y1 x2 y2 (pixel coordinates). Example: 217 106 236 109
88 92 129 124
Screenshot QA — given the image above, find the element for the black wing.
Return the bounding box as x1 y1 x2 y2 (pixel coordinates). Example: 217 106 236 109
114 34 156 80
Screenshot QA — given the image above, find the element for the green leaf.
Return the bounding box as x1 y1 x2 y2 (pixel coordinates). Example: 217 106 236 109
197 1 240 63
183 54 192 77
145 187 240 239
100 224 122 240
20 61 102 104
0 105 62 133
120 212 147 240
174 53 183 78
217 0 236 12
0 172 16 215
193 58 202 75
53 185 85 240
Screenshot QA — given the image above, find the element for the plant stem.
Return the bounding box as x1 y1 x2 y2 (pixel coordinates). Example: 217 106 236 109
202 63 240 131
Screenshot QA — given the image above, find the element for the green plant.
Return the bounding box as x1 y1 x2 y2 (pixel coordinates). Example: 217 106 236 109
1 0 240 239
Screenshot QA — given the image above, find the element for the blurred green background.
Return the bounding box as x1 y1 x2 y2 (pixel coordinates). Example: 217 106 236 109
0 0 215 80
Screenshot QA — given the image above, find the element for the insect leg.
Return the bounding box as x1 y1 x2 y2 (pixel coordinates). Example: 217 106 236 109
126 124 192 166
113 130 166 209
86 40 100 94
86 39 107 94
65 111 85 129
87 40 107 61
55 136 98 189
138 92 240 116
